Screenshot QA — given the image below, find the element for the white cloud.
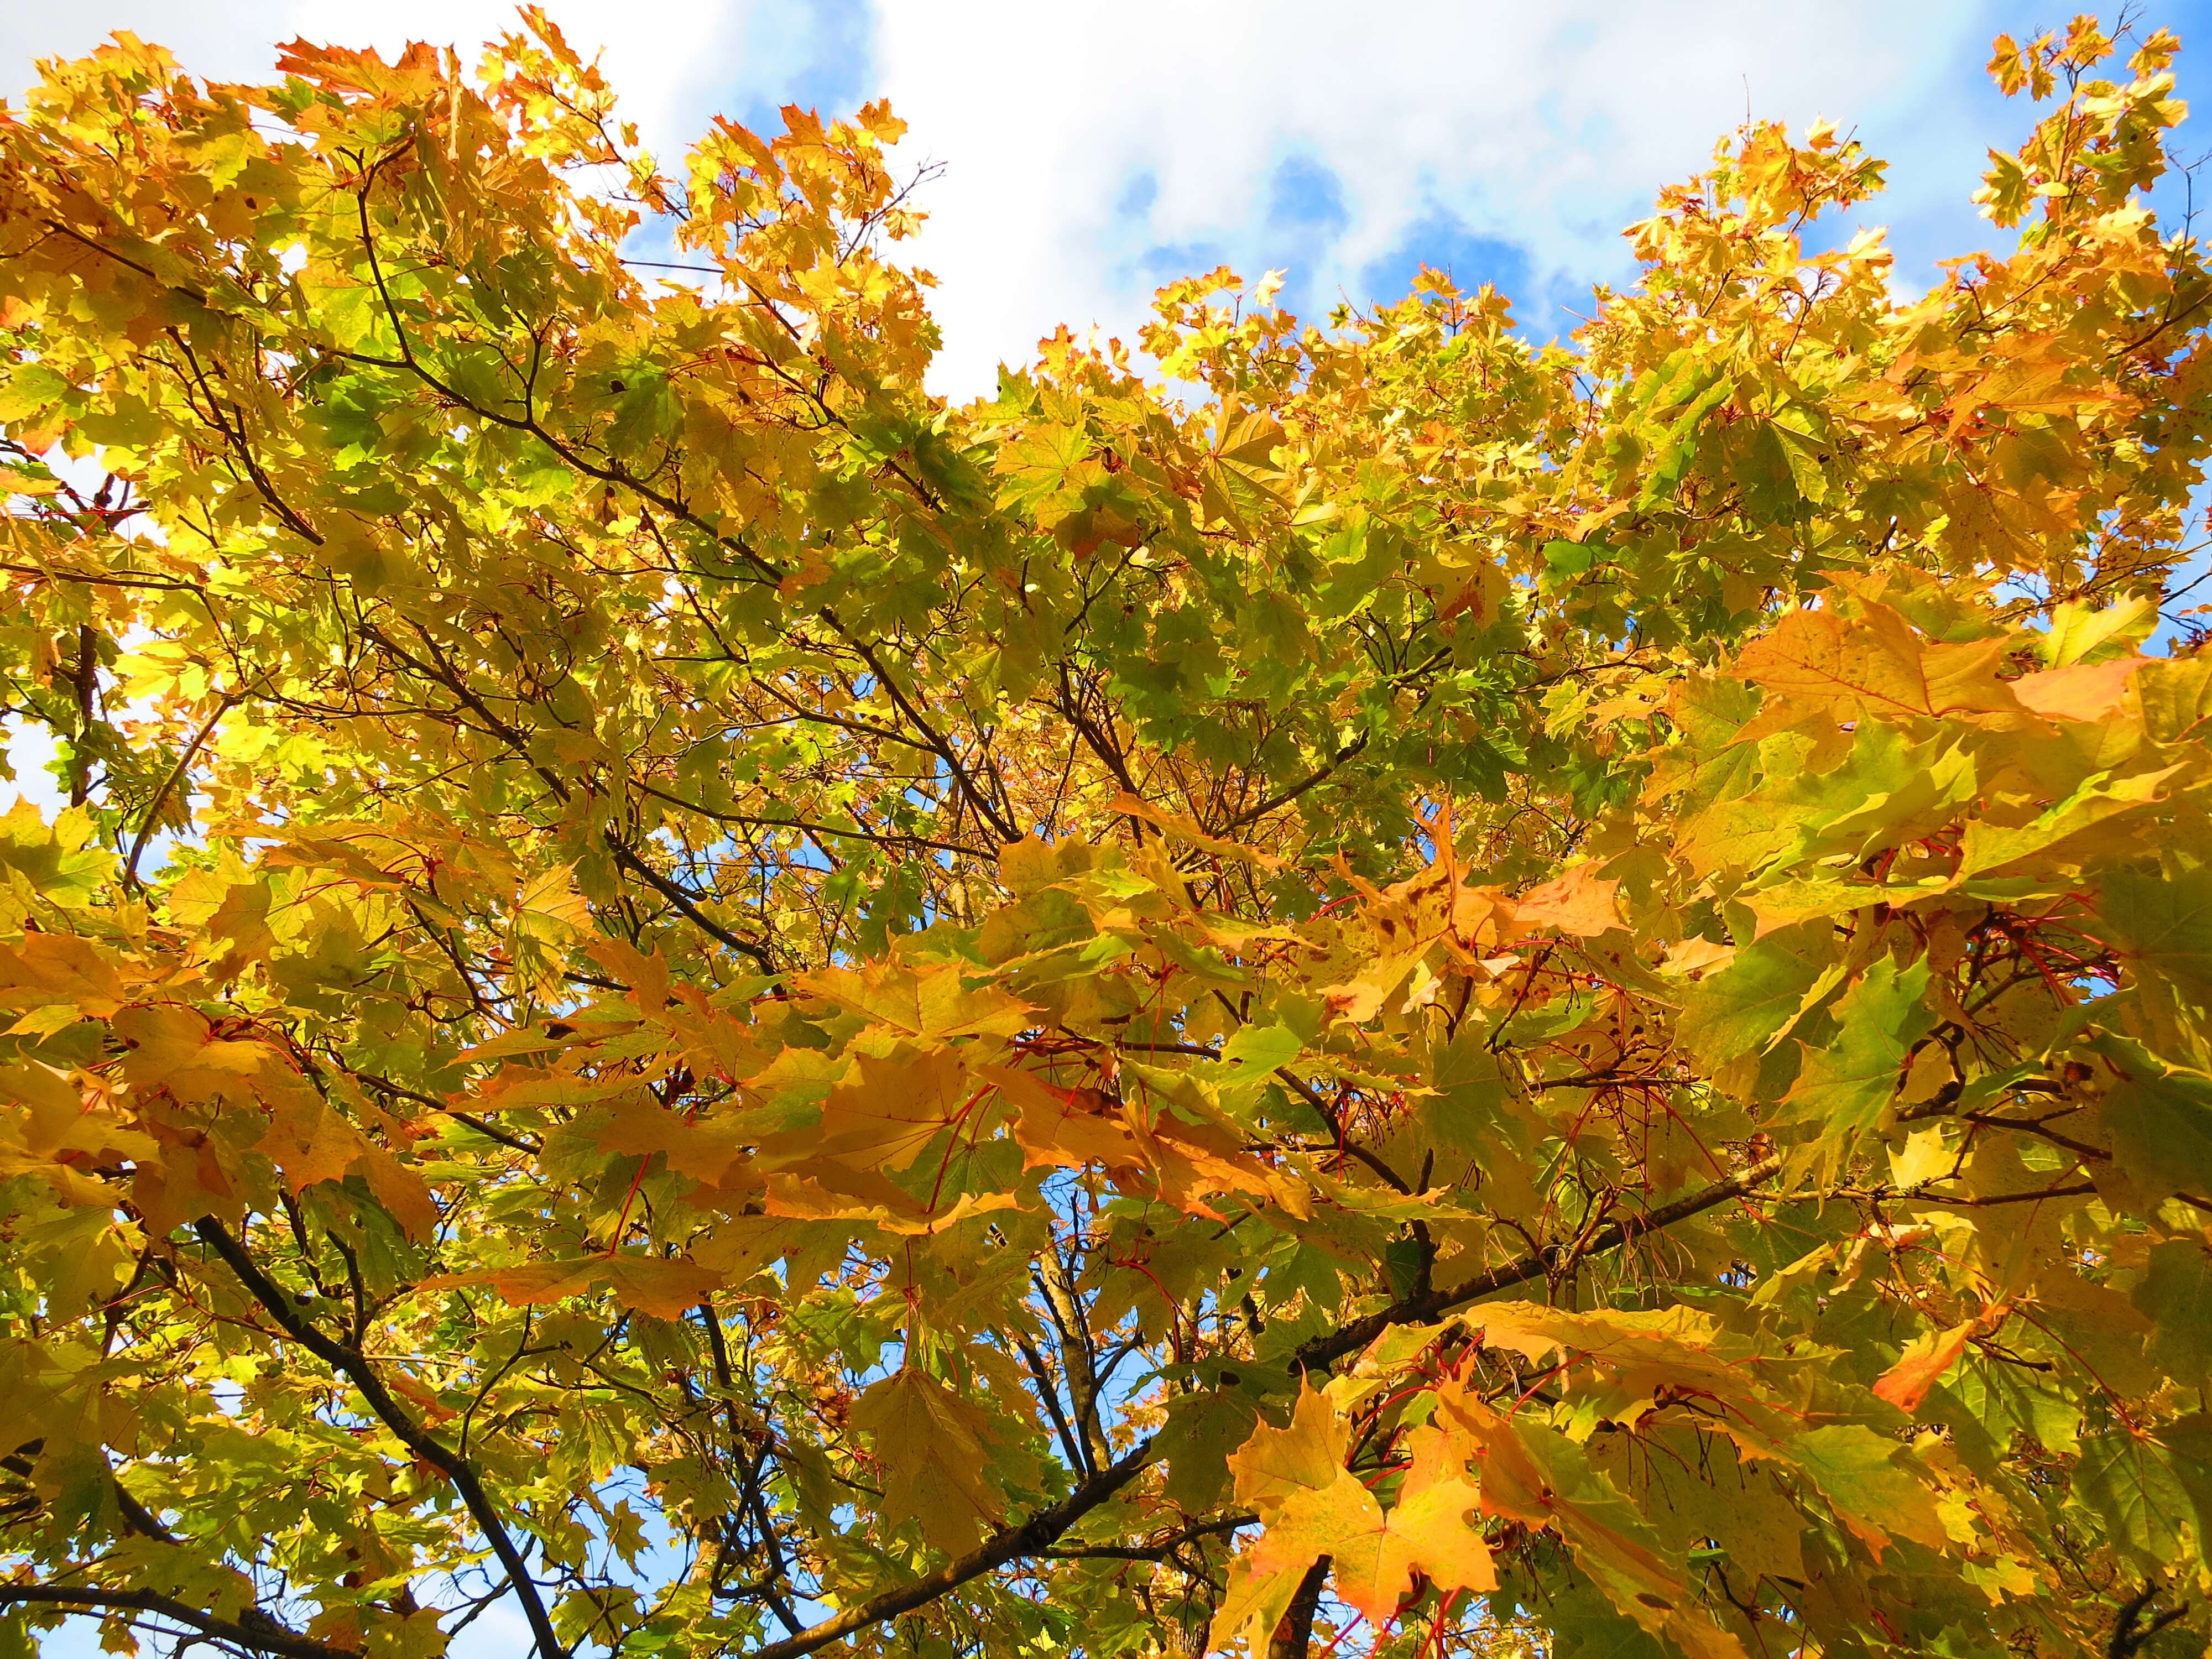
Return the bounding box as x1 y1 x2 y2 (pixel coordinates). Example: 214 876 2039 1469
443 1592 538 1659
290 0 740 151
869 1 2019 395
3 1 283 90
0 716 64 820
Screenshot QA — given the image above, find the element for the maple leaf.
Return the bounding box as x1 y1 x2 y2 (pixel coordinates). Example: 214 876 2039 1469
254 1092 374 1191
592 1092 756 1188
1505 862 1621 937
1107 792 1283 869
761 1168 1021 1234
781 1044 976 1173
1216 1393 1492 1642
1872 1318 1979 1413
1953 764 2181 883
425 1254 724 1319
1787 1425 1950 1560
0 933 130 1019
1736 601 2020 728
114 1004 277 1104
1228 1385 1345 1507
1384 1427 1496 1596
985 1062 1146 1173
1780 957 1934 1176
2012 654 2148 719
851 1366 1013 1556
795 961 1037 1041
1441 1387 1745 1659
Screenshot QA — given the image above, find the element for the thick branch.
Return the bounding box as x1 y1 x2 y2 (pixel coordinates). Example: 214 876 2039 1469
1269 1558 1331 1659
604 834 776 971
1044 1510 1256 1561
749 1438 1155 1659
2108 1582 2190 1659
191 1218 569 1659
0 1585 354 1659
66 624 98 807
833 622 1021 846
1222 733 1369 832
1293 1154 1785 1373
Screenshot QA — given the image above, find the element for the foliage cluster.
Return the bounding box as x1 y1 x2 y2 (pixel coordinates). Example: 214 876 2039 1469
3 13 2212 1659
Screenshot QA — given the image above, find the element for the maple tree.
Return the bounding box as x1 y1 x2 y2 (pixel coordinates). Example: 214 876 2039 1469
4 10 2212 1658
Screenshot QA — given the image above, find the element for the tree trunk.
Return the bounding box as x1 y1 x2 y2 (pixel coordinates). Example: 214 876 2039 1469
1267 1559 1330 1659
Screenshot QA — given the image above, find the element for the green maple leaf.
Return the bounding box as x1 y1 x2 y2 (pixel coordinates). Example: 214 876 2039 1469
1780 957 1933 1172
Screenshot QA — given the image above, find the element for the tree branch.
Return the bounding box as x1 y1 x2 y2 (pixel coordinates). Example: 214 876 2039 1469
0 1585 356 1659
604 834 776 972
1222 733 1369 831
190 1218 570 1659
1293 1154 1785 1373
1268 1557 1331 1659
1044 1510 1256 1561
2108 1581 2189 1658
122 689 241 890
748 1438 1156 1659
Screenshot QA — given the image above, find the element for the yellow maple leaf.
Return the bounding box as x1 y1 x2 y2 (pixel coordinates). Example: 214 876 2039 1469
850 1366 1007 1555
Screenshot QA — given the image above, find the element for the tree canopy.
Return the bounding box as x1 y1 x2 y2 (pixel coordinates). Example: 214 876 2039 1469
4 12 2212 1659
